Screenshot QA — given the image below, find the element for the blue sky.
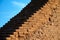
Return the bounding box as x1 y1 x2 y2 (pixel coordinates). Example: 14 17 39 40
0 0 31 27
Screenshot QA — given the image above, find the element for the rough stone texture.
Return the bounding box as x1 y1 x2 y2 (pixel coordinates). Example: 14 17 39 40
0 0 60 40
0 0 48 40
6 0 60 40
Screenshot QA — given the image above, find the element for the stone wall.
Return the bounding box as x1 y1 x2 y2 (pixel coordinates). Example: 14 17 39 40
6 0 60 40
0 0 48 40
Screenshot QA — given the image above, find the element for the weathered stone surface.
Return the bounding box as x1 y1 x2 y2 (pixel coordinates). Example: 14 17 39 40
6 0 60 40
0 0 60 40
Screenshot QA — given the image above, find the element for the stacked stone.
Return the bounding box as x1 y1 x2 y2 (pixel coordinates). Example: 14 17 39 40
6 0 60 40
0 0 48 40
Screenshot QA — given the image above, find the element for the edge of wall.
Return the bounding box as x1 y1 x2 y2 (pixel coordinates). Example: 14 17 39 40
0 0 48 40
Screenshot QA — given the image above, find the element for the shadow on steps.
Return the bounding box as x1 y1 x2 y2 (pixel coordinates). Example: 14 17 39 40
0 0 48 40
